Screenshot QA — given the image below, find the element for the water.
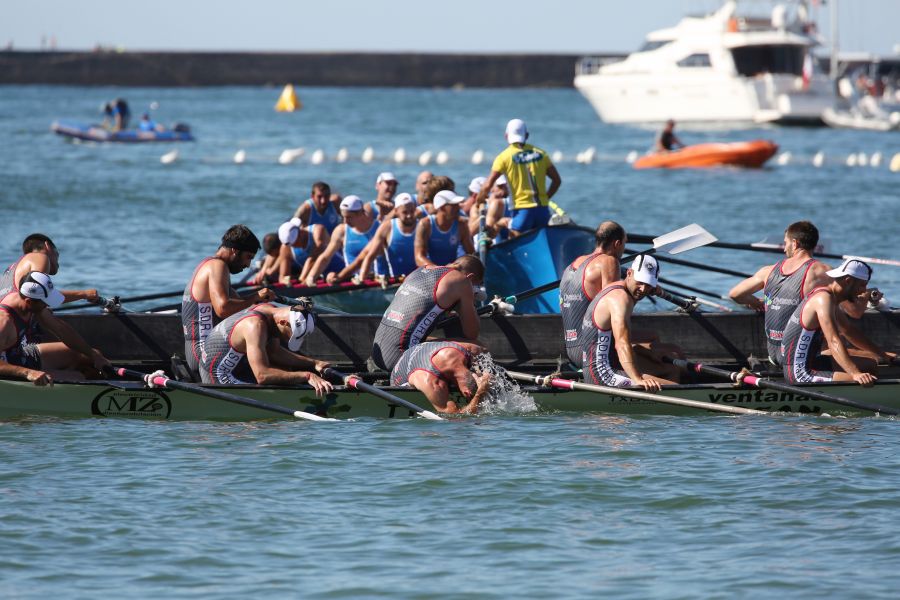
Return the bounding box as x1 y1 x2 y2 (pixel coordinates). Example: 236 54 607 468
1 85 900 597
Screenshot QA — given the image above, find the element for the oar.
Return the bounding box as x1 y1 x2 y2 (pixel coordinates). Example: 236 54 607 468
53 295 134 313
668 358 899 416
114 367 338 421
626 248 752 279
506 371 766 416
269 293 351 315
321 367 444 421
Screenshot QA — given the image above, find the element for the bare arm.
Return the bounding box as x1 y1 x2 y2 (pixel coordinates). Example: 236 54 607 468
834 307 889 360
0 317 52 384
241 320 332 393
37 310 110 371
814 296 868 381
408 371 458 414
728 265 772 311
484 197 507 238
359 222 391 282
545 164 561 200
293 200 310 222
450 280 480 341
475 170 502 205
609 296 659 392
414 218 434 267
305 225 344 286
459 218 475 255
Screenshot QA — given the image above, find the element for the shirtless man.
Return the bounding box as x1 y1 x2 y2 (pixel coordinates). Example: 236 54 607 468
199 302 332 393
0 271 111 385
580 256 680 391
372 255 484 371
292 181 342 234
781 259 896 386
414 190 475 267
359 193 419 280
0 233 99 303
729 221 830 366
182 225 273 378
391 340 491 414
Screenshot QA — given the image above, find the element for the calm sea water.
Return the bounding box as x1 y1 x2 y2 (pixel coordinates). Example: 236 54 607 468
1 85 899 598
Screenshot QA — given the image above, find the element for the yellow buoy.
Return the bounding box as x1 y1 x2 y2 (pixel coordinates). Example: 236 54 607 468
275 84 302 112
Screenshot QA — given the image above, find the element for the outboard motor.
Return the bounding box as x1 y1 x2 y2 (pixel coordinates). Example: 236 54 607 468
173 123 191 133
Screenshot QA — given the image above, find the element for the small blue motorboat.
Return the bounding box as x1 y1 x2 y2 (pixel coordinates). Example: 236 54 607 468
51 120 195 143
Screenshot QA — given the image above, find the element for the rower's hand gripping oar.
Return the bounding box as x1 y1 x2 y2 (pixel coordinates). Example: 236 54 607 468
114 367 338 422
322 367 444 421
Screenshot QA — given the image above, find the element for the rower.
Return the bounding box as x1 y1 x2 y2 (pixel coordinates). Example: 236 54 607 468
0 233 99 304
413 170 433 216
579 256 681 391
461 176 486 214
199 302 332 394
366 172 398 222
250 232 282 286
358 192 418 281
391 341 491 414
0 271 111 386
728 221 830 366
182 225 273 378
481 175 512 242
293 181 341 234
274 219 341 285
781 259 896 386
414 190 475 267
304 195 385 286
476 118 561 237
372 255 484 372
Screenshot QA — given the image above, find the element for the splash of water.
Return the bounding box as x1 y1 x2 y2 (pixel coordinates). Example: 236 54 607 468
472 352 537 414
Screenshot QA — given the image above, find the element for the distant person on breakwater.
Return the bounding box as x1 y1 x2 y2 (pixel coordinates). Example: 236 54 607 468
102 98 130 131
654 120 684 152
476 118 561 237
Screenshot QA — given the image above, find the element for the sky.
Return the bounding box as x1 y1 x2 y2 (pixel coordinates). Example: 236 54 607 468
3 0 899 56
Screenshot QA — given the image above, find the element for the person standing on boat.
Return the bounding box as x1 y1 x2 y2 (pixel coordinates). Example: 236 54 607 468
366 172 399 222
728 221 831 366
182 225 273 378
198 302 332 394
0 233 99 305
371 255 484 372
580 256 681 391
476 118 561 237
103 98 130 131
654 120 684 152
414 190 475 267
391 341 491 414
780 259 896 386
358 193 419 281
292 181 342 234
304 196 384 286
0 271 111 386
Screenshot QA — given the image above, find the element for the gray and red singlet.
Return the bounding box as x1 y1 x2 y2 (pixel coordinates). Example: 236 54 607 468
559 252 606 367
199 306 266 384
579 284 633 388
0 257 22 298
763 258 817 365
372 266 454 371
181 257 221 375
390 341 471 387
780 287 834 384
0 302 41 369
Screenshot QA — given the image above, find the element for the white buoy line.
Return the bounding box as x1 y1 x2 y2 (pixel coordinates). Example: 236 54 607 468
162 147 900 172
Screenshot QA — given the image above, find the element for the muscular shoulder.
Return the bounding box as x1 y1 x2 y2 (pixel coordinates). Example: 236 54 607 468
20 253 50 273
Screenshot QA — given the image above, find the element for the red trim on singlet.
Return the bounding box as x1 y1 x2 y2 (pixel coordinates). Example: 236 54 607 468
225 312 266 349
581 252 608 301
0 303 31 354
797 259 817 300
5 256 23 291
189 257 217 303
798 287 830 331
591 284 627 330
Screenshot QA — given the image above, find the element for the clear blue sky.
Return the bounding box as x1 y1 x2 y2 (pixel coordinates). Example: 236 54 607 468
3 0 898 56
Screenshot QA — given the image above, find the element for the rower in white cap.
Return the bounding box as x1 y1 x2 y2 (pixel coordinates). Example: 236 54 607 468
780 258 896 386
366 172 399 222
358 192 420 280
0 233 100 305
304 195 385 286
414 190 475 267
0 271 111 386
578 255 681 391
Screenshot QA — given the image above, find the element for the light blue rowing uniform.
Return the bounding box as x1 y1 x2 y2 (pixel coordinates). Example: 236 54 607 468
427 215 461 266
344 220 386 276
292 226 343 274
304 199 341 233
385 218 417 277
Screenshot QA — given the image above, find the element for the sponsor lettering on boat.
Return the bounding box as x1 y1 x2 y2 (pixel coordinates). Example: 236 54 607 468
91 388 172 418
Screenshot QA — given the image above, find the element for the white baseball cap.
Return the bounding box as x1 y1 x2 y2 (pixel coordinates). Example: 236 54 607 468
826 258 872 282
433 190 464 210
495 174 508 187
278 218 303 244
376 172 397 184
393 192 415 207
505 119 528 144
19 271 65 308
468 176 487 194
631 255 659 287
340 195 364 212
288 309 315 352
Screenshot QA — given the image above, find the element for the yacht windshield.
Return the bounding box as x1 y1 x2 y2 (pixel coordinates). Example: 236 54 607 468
731 45 805 77
638 40 672 53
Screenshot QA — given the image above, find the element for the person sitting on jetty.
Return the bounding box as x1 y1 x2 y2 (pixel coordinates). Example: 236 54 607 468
781 259 896 386
358 193 419 281
304 195 384 286
476 118 561 237
371 255 484 372
0 271 111 386
654 120 684 153
414 190 474 267
182 225 273 378
579 255 681 391
198 302 332 393
0 233 99 305
728 221 831 367
293 181 342 234
391 341 491 415
366 172 399 222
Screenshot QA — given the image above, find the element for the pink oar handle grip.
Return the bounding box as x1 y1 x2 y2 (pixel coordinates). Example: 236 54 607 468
549 377 575 390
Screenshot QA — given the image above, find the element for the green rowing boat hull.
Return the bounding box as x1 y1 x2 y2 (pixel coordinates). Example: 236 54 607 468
0 379 897 420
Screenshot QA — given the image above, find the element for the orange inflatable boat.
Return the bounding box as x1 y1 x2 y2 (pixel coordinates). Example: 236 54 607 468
633 140 779 169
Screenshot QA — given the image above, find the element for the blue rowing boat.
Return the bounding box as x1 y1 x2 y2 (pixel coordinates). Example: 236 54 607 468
51 120 195 143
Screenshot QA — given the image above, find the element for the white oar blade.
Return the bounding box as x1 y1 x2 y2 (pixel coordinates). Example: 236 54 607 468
418 410 444 421
653 224 717 255
293 410 338 422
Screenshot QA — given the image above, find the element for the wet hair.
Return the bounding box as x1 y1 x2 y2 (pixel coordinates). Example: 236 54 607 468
452 255 485 281
22 233 55 254
220 224 261 254
262 233 280 256
785 221 819 252
311 181 331 197
594 221 626 250
421 175 456 203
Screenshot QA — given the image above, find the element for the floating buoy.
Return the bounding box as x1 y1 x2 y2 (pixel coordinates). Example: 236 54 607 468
310 149 325 165
870 152 882 168
393 148 406 163
471 149 484 165
233 150 246 164
275 84 302 112
776 152 791 166
812 151 825 167
857 152 868 167
361 147 374 163
551 150 563 163
278 148 304 165
335 148 349 163
577 147 595 164
846 153 857 167
418 151 433 166
436 150 449 165
160 149 179 164
890 153 900 172
625 151 638 164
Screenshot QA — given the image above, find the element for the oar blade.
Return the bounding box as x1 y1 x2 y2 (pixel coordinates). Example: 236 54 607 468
653 224 718 255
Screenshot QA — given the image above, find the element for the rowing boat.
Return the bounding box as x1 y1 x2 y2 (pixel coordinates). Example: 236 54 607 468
1 378 897 420
633 140 778 169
